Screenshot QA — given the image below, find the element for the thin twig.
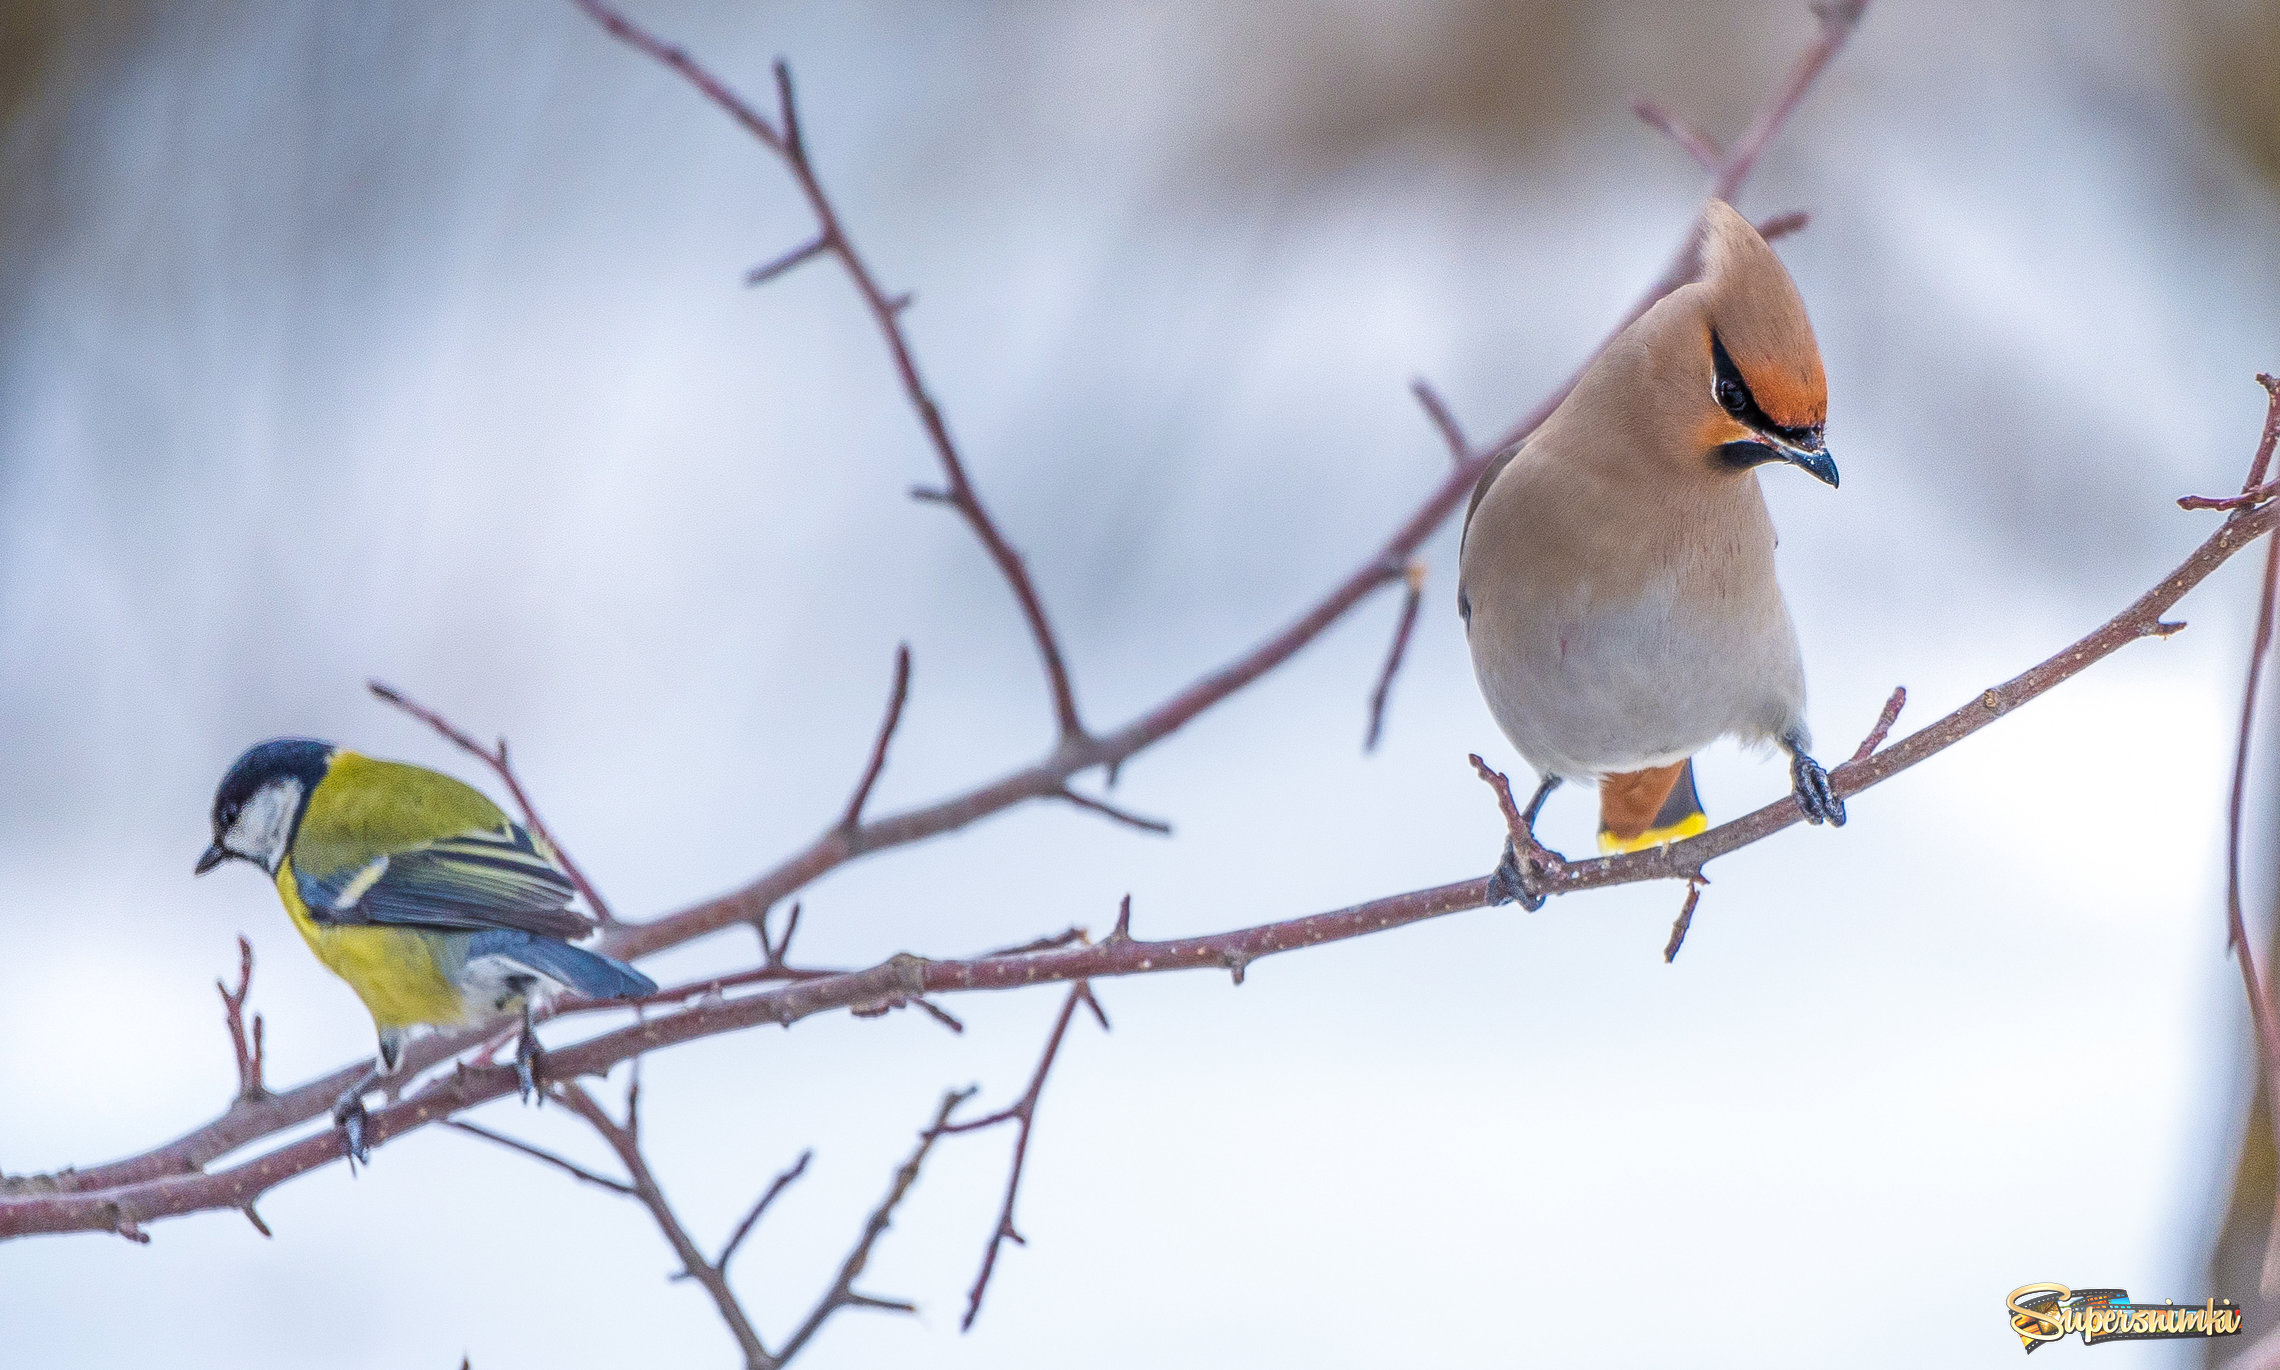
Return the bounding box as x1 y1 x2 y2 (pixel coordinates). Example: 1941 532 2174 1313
576 1 1087 742
1410 379 1469 463
2216 378 2280 1293
772 1090 969 1365
1056 787 1172 835
983 927 1090 958
1633 97 1724 170
746 233 830 287
939 982 1103 1331
759 902 803 968
368 681 618 926
1364 562 1427 752
1663 878 1707 964
446 1120 637 1196
716 1149 811 1275
215 936 266 1102
1755 209 1811 243
559 1081 773 1366
1848 686 1907 765
840 646 912 831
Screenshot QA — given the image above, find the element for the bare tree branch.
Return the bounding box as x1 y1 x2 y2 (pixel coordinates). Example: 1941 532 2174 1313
572 0 1087 742
559 1081 774 1367
2216 376 2280 1294
6 453 2272 1239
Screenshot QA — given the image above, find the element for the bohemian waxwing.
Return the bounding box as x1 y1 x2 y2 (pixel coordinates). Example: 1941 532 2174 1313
1457 199 1843 907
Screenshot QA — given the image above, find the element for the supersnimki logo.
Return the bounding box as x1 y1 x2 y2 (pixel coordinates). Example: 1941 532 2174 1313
2007 1284 2244 1351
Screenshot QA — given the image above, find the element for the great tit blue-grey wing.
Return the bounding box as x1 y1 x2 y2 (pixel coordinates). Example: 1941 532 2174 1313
297 822 591 941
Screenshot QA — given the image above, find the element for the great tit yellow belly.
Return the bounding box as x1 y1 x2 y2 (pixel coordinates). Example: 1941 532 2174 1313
198 738 655 1160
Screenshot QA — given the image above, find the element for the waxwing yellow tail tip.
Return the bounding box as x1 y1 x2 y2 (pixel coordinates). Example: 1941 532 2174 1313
1596 810 1709 855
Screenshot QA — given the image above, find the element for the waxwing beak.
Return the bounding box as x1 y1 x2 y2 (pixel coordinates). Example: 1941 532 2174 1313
195 842 228 875
1770 429 1838 488
1785 443 1839 488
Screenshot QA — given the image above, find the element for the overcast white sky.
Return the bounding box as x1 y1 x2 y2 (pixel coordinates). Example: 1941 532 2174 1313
3 2 2279 1366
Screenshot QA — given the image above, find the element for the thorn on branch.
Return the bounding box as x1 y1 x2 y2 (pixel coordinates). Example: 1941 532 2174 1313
909 485 954 505
1664 877 1708 963
841 645 913 831
885 291 914 315
1632 97 1724 171
745 233 832 287
241 1203 272 1238
216 935 267 1102
1364 562 1427 753
1057 787 1172 836
914 998 966 1034
1109 894 1133 944
1410 378 1469 463
1845 686 1907 768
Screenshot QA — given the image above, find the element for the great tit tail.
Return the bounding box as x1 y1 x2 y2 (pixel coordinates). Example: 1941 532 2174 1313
465 930 658 1001
1597 757 1707 855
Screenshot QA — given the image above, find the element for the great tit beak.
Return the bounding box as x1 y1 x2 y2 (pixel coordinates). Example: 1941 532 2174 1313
1773 434 1839 488
195 842 228 875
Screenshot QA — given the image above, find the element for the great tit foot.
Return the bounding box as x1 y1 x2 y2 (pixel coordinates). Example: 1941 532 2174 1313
330 1066 381 1170
1487 837 1548 912
514 1012 544 1106
331 1097 371 1169
1788 747 1846 827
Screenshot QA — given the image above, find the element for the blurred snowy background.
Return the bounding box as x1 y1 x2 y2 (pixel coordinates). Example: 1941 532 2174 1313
3 1 2278 1366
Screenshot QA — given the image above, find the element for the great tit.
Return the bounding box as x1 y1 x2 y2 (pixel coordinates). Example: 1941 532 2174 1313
197 737 656 1162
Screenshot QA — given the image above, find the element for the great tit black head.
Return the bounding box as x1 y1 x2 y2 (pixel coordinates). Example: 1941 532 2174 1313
199 738 334 876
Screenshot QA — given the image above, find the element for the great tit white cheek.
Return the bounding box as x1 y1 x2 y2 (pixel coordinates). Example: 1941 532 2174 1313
223 777 303 872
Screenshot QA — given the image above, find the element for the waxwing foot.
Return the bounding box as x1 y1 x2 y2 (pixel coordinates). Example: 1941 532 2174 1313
514 1003 545 1106
1488 839 1547 911
1787 745 1845 827
1486 774 1563 911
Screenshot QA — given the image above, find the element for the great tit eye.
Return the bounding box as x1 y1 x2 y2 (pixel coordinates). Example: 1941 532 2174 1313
1716 377 1748 415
